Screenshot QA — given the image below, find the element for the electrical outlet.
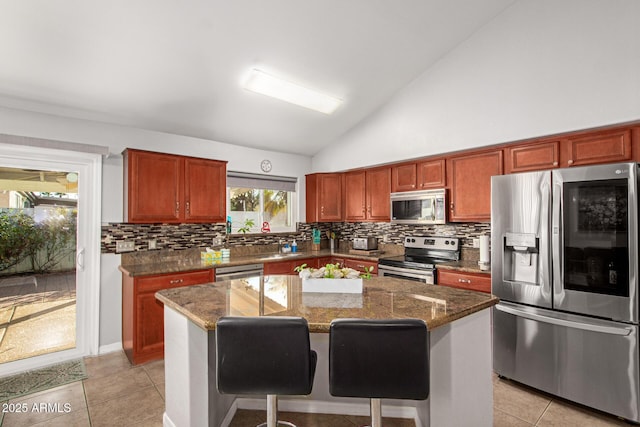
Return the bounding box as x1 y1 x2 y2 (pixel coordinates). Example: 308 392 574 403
472 238 480 248
148 239 157 250
116 240 135 253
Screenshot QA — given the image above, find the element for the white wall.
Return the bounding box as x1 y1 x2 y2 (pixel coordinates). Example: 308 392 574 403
0 106 312 349
312 0 640 171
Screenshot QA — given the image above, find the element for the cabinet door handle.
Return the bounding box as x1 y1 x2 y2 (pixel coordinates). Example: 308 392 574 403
553 161 558 166
458 278 472 284
568 159 574 165
450 203 454 211
186 201 190 215
169 279 184 284
175 201 180 215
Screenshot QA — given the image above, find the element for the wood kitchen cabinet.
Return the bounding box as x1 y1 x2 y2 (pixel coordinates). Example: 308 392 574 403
344 167 391 222
124 149 227 223
391 159 446 193
306 173 343 222
561 127 632 167
447 150 503 222
263 258 316 275
506 125 638 173
122 269 214 365
343 258 378 275
417 159 446 189
391 163 418 192
437 269 491 293
505 140 560 173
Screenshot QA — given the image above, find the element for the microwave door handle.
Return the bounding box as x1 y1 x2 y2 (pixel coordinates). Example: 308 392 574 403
431 198 436 221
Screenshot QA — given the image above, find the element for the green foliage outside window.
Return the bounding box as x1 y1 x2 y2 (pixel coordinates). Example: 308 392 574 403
0 209 76 274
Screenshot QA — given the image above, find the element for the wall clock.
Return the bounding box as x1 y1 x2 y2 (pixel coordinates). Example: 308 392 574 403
260 159 272 173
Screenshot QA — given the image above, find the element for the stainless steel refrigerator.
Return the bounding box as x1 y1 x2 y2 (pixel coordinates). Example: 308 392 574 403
491 162 640 422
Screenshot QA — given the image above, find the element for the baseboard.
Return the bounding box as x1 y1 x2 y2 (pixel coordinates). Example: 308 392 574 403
236 397 419 421
98 342 122 355
219 399 239 427
163 412 177 427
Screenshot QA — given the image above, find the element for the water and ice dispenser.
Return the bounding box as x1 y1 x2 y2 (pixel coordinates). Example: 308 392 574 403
502 232 540 285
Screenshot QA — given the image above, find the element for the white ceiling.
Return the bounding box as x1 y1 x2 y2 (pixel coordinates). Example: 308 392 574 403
0 0 516 156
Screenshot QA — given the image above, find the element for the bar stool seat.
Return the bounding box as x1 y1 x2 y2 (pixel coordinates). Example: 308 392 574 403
216 316 317 427
329 318 429 427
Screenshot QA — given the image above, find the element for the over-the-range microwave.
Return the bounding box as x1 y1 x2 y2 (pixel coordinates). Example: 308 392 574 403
390 189 447 225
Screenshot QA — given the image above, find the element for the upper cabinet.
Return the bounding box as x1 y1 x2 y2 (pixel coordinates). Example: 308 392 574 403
391 159 446 192
124 149 227 223
447 150 503 223
344 167 391 222
506 125 639 173
561 127 633 167
391 163 417 192
306 173 343 222
505 140 560 173
417 159 446 189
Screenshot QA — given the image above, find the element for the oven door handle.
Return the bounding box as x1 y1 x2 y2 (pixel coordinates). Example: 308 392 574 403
378 265 433 280
495 303 633 336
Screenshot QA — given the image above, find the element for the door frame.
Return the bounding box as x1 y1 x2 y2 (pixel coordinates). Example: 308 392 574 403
0 141 101 376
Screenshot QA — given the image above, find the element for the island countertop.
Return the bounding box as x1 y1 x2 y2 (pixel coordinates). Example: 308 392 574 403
155 275 498 333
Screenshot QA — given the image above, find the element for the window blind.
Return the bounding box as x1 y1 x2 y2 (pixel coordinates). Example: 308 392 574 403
227 171 297 192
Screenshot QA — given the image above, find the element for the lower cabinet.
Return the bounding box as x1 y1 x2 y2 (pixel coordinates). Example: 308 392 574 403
122 269 214 365
264 256 378 275
437 270 491 293
343 258 378 275
263 258 317 275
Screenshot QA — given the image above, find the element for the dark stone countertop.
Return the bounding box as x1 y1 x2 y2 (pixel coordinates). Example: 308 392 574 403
155 275 499 332
436 260 491 275
119 249 383 277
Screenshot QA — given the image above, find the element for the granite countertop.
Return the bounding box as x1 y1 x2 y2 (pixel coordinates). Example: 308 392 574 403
155 275 499 333
119 249 382 277
436 260 491 275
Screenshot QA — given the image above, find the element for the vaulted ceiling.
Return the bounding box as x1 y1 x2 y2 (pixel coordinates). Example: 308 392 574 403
0 0 516 155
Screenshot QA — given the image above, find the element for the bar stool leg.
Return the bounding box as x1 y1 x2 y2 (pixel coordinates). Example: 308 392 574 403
259 395 297 427
370 398 382 427
267 395 277 427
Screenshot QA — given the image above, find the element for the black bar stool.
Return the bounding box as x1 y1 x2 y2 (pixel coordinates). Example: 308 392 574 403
329 318 429 427
216 316 317 427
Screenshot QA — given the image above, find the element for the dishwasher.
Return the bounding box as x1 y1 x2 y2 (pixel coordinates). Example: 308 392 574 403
215 263 264 281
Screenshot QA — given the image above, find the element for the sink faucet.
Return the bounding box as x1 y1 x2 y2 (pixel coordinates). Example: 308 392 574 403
278 239 284 253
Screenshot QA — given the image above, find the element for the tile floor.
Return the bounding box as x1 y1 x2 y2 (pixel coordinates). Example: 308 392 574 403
0 350 635 426
0 273 76 364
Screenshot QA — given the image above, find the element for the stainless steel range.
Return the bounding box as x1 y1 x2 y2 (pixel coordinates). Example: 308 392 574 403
378 236 460 284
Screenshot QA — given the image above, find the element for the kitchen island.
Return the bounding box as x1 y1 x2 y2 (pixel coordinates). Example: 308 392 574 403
156 275 498 427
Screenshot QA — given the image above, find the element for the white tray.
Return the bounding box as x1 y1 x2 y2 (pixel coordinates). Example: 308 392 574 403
301 278 363 294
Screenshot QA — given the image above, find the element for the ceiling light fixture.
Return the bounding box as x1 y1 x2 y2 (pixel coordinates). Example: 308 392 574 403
243 69 342 114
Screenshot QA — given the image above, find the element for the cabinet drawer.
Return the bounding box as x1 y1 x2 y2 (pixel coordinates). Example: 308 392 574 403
343 258 378 274
137 269 213 292
437 270 491 293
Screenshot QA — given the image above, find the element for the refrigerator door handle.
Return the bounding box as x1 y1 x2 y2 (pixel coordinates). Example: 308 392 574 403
551 178 563 302
495 303 633 336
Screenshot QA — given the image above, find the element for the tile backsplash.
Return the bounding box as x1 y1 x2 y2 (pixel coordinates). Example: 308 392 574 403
102 221 490 254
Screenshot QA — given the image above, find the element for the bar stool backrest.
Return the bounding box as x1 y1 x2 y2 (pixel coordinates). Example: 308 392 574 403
329 318 429 400
216 316 316 396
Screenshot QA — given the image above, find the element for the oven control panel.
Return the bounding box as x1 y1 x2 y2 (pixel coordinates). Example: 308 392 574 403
404 236 459 251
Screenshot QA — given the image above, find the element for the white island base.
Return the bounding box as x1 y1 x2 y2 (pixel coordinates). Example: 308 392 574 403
161 306 493 427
